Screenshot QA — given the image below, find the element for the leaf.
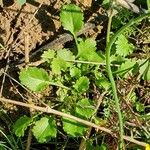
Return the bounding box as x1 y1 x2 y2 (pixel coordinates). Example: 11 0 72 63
102 0 111 9
19 67 50 92
13 116 32 137
57 49 75 68
57 49 75 61
41 50 55 62
116 59 136 78
102 0 110 5
76 98 95 119
136 102 145 112
62 117 87 137
139 60 150 81
115 34 134 56
94 117 107 126
78 38 104 62
51 57 67 74
95 72 111 90
127 91 137 103
70 67 81 78
56 88 68 101
60 4 84 35
32 116 57 143
17 0 26 5
73 76 89 93
95 145 107 150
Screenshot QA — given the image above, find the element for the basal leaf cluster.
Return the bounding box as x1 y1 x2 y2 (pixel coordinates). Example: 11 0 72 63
13 3 150 149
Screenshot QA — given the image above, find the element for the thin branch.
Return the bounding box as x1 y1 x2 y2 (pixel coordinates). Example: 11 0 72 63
0 97 147 147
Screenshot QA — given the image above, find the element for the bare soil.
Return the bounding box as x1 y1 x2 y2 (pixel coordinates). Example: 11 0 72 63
0 0 64 58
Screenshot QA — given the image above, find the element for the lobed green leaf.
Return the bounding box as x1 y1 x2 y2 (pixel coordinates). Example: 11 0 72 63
62 117 87 137
73 76 89 93
60 4 84 35
41 50 55 62
19 67 50 92
78 38 104 62
115 34 134 57
51 57 67 74
32 116 57 143
13 116 32 137
76 98 95 119
57 49 75 61
17 0 26 5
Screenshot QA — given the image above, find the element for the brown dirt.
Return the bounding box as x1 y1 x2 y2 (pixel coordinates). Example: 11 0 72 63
0 0 105 108
0 0 65 58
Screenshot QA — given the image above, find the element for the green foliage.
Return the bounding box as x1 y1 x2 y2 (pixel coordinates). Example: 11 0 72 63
116 59 136 78
136 102 145 112
57 49 75 61
62 117 87 137
70 66 81 78
17 0 26 5
41 50 55 62
13 116 32 137
78 38 104 62
51 57 68 74
111 8 133 29
115 34 134 57
76 98 95 119
19 67 50 92
32 116 57 143
102 0 111 9
95 71 111 90
139 59 150 80
16 2 150 148
73 76 89 93
60 4 83 35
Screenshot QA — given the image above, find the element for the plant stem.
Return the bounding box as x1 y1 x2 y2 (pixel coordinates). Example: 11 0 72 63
73 34 80 57
147 0 150 12
48 81 70 90
106 12 150 149
106 9 113 44
106 8 125 149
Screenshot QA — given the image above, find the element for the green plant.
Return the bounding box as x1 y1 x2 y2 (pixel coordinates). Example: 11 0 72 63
10 2 150 149
0 110 23 150
17 0 26 5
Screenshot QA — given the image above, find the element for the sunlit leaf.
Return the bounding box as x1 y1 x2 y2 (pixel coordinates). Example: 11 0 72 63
115 34 134 56
32 116 57 143
51 57 67 74
73 76 89 93
13 116 32 137
62 117 87 137
60 4 83 35
41 50 55 62
78 38 104 62
19 67 50 92
17 0 26 5
76 98 95 119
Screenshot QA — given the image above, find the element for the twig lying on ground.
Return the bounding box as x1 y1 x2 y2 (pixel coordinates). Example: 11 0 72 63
0 97 147 147
17 22 96 65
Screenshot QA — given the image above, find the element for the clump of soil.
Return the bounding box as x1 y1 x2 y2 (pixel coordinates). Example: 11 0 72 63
0 0 65 58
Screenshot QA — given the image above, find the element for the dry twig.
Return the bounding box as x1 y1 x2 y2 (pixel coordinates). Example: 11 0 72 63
0 97 147 147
